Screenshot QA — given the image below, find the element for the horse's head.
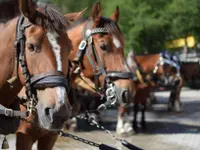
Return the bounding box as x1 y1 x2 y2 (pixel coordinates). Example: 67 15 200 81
91 3 135 106
18 0 72 130
68 2 135 109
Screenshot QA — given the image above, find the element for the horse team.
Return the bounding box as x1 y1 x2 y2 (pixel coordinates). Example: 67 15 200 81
0 0 195 150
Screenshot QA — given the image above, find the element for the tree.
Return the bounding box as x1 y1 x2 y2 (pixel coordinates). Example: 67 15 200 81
165 0 200 52
37 0 200 55
117 0 171 54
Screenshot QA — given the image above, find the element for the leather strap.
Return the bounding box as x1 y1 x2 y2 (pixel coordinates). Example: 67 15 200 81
0 104 28 118
30 71 68 88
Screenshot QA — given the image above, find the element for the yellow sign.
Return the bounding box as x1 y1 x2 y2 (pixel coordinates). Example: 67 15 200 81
166 36 195 48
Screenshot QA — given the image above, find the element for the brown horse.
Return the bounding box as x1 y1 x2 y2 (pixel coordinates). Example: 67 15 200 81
149 60 200 106
116 51 183 135
16 7 88 150
0 0 72 144
66 2 138 133
16 2 136 150
68 2 135 113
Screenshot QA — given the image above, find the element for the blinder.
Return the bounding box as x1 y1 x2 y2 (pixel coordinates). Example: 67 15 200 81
107 71 134 80
30 71 68 89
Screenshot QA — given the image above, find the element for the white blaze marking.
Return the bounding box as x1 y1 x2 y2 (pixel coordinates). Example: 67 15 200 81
56 87 66 105
47 32 62 71
47 32 66 105
113 35 121 48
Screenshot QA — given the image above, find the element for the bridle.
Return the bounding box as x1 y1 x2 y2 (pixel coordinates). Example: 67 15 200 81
153 54 181 75
15 16 70 115
73 19 134 112
152 54 181 88
128 52 181 88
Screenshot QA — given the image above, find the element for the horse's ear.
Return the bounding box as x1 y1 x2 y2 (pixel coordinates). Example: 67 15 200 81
19 0 37 22
92 2 102 26
110 6 120 23
64 8 88 23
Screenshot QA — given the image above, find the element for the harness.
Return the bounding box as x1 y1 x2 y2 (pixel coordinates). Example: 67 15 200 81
72 20 134 112
153 54 181 75
0 16 70 134
134 53 181 87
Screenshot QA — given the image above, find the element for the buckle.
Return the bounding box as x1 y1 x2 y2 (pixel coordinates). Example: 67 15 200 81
4 109 14 117
97 104 107 112
78 40 87 50
88 36 93 44
85 29 91 37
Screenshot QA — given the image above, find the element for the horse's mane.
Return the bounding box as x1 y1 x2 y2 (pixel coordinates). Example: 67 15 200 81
0 0 19 23
68 17 123 43
36 3 70 31
0 1 69 31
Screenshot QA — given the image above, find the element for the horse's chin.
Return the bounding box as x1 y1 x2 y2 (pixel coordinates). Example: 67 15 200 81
37 113 65 131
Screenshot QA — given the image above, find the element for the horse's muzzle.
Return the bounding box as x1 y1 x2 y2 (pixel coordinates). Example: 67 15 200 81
36 102 71 131
36 87 71 131
115 86 133 107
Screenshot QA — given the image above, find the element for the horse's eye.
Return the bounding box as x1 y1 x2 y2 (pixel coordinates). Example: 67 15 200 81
27 43 35 52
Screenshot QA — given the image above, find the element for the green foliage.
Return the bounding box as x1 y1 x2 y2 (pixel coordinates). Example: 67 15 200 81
37 0 200 54
166 0 200 39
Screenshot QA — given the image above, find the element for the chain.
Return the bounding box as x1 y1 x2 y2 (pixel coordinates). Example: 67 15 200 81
20 118 34 124
76 113 121 141
76 112 142 150
18 111 140 149
59 130 100 148
20 96 37 117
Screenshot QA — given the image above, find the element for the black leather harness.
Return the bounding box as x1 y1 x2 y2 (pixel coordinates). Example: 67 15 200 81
73 20 135 111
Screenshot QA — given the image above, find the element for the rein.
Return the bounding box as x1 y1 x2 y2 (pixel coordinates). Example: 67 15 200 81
73 20 134 111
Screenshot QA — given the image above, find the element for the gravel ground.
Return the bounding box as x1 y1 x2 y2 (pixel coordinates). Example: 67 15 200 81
1 88 200 150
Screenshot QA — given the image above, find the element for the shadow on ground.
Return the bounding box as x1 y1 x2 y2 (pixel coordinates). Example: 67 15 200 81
75 94 200 135
76 118 200 134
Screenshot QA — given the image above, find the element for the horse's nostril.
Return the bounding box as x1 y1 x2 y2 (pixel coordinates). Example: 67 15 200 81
44 107 51 116
122 90 129 103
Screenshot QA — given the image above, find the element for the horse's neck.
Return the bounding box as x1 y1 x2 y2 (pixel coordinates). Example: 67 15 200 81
0 18 22 107
68 23 85 60
0 19 17 79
